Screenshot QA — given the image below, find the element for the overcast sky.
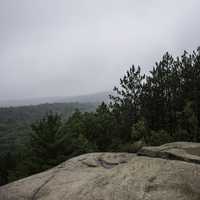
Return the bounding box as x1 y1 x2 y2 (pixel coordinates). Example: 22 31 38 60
0 0 200 100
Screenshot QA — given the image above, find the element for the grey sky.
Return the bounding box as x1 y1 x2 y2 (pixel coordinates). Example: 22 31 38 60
1 0 200 100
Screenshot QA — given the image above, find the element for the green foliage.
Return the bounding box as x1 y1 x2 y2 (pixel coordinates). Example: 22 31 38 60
110 48 200 147
0 152 16 185
92 103 114 151
0 102 97 185
0 102 97 159
119 140 145 153
29 112 64 171
131 120 148 142
60 109 97 156
109 66 145 142
1 47 200 186
176 101 200 141
60 103 114 153
148 130 172 146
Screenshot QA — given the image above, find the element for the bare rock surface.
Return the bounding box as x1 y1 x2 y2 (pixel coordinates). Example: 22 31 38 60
1 143 200 200
138 142 200 164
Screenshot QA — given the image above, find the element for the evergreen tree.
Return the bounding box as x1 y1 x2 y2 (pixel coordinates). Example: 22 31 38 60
30 112 64 172
60 109 96 156
110 65 145 142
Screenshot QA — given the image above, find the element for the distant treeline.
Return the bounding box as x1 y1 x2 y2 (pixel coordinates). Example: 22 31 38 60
1 47 200 186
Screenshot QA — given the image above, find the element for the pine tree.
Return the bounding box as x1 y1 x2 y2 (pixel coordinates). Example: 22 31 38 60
110 65 145 142
30 112 64 172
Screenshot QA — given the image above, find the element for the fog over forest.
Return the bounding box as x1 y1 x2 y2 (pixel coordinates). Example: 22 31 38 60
1 0 200 101
1 0 200 190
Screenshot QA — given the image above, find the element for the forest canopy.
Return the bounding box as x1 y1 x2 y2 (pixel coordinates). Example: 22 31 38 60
1 47 200 185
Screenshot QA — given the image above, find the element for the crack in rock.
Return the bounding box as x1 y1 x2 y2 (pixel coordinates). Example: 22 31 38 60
82 157 128 169
96 158 120 169
138 149 200 165
82 161 98 168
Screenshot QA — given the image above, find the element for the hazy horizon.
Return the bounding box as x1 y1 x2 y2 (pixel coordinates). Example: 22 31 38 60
1 0 200 101
0 90 110 101
0 90 111 107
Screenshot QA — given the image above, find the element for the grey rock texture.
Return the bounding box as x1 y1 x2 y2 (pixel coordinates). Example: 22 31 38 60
138 142 200 164
1 142 200 200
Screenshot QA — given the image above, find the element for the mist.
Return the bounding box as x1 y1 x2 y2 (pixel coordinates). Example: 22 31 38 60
1 0 200 100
